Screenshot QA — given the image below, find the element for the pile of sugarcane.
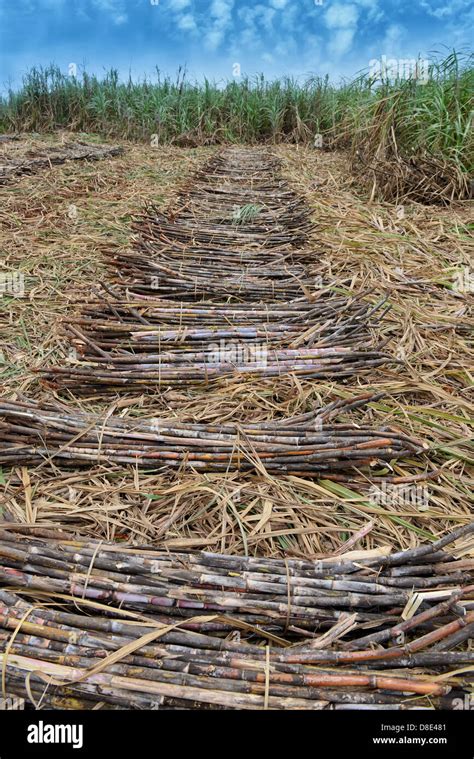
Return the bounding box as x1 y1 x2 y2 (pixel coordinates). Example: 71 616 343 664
41 288 391 392
0 394 425 474
41 147 392 392
129 148 314 254
113 150 316 299
0 522 472 710
0 140 123 183
107 245 316 300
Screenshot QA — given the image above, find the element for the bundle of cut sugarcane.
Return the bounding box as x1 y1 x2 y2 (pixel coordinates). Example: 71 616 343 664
41 290 391 391
70 290 382 332
127 148 314 254
109 247 315 300
131 211 312 250
0 522 472 636
41 148 362 396
0 394 424 474
190 147 285 186
148 197 312 232
0 522 472 710
128 208 314 268
114 242 312 271
39 147 351 398
2 586 459 710
42 345 389 392
115 147 315 304
175 190 310 222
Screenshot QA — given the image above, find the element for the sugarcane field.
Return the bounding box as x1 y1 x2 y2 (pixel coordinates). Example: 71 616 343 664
0 3 473 755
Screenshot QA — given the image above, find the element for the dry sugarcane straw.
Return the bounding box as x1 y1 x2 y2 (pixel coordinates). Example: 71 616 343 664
0 141 123 183
0 522 472 710
0 393 427 475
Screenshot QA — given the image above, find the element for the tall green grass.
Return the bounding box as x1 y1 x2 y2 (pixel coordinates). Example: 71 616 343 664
1 52 472 174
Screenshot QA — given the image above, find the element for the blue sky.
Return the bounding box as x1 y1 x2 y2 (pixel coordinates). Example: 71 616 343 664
0 0 472 90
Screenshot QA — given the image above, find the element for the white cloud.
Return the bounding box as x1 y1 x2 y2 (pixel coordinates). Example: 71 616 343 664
166 0 198 38
420 0 471 19
204 0 234 50
381 22 406 54
210 0 234 19
35 0 67 8
354 0 381 20
324 3 359 57
235 3 279 51
328 28 356 57
257 5 276 31
324 3 359 29
91 0 128 25
92 0 120 10
177 12 197 32
275 38 297 57
279 2 298 32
